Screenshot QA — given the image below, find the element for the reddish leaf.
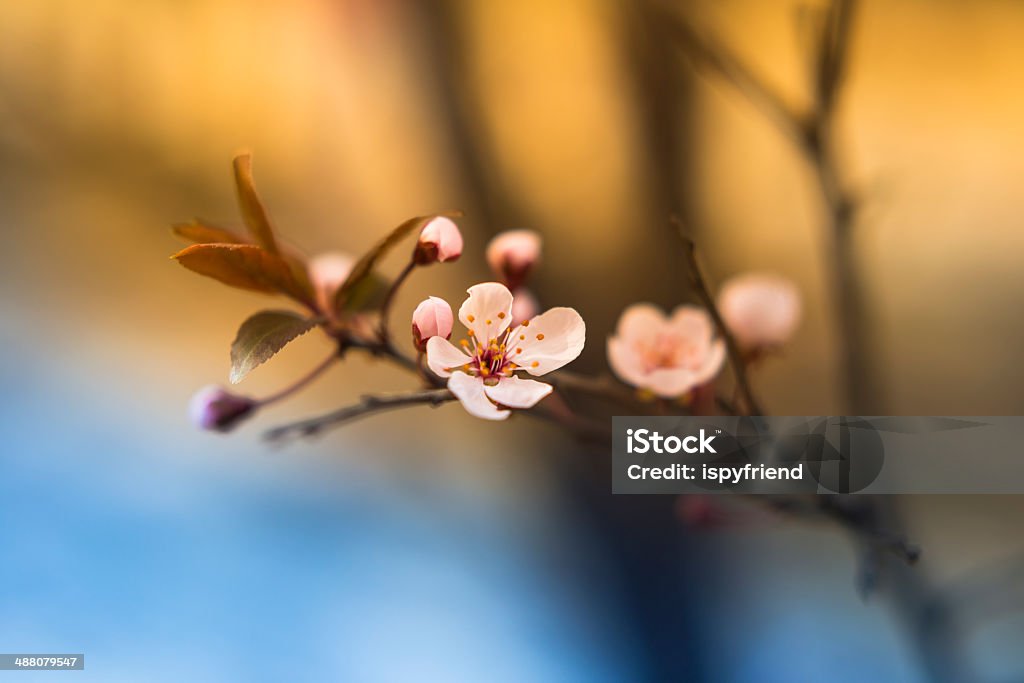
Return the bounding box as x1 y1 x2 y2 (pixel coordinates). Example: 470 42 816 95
172 243 307 300
172 219 247 245
233 153 280 254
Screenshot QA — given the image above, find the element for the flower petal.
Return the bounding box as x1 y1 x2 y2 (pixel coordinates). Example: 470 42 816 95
645 367 699 398
669 305 714 356
458 282 514 344
448 371 509 420
606 336 649 388
614 303 669 342
513 307 586 376
483 376 553 409
692 338 726 385
426 336 470 378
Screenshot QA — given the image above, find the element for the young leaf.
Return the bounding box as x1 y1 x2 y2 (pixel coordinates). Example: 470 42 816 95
172 243 306 299
230 310 317 384
172 219 247 245
341 271 390 313
233 153 280 254
334 211 463 310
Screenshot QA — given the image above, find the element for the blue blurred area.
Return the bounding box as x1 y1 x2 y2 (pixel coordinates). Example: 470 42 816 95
0 321 641 683
0 315 1008 683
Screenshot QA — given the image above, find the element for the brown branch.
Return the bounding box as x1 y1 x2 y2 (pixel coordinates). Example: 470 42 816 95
654 3 809 146
376 259 417 344
547 371 642 408
675 223 765 415
264 388 455 442
660 0 875 414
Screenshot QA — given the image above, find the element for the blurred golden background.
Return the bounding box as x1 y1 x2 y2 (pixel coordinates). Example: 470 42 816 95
1 1 1023 681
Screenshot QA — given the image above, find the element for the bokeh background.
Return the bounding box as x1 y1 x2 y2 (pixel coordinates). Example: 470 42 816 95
1 0 1023 681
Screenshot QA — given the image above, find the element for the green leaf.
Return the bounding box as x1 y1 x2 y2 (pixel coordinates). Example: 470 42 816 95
341 271 390 312
233 153 280 254
230 310 317 384
172 219 247 245
334 211 463 310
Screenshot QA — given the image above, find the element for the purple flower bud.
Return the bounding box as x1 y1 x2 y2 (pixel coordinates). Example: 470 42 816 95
188 385 257 432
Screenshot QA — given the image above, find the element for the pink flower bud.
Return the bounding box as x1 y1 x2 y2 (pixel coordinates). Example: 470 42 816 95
414 217 463 264
411 296 454 350
718 272 801 350
486 230 541 290
510 288 539 326
188 385 257 432
308 252 355 316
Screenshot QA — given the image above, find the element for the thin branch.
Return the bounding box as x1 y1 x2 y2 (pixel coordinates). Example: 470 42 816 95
264 388 455 442
654 2 809 146
675 222 765 415
547 371 641 408
256 351 338 406
376 259 417 344
661 0 874 414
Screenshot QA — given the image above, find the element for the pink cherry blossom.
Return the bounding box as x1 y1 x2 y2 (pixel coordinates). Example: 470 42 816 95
718 272 801 349
425 283 585 420
411 296 454 350
189 385 256 432
485 230 542 289
415 216 463 264
607 304 725 398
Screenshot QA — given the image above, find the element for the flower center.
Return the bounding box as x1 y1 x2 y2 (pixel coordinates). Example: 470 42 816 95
638 332 703 372
456 314 533 379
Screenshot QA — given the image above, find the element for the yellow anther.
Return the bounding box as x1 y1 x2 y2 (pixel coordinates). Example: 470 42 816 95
536 333 545 341
498 312 506 319
516 347 522 354
522 320 530 327
531 361 539 368
519 334 526 340
460 340 469 347
468 329 475 337
480 366 490 376
462 364 471 372
467 315 475 323
485 319 492 325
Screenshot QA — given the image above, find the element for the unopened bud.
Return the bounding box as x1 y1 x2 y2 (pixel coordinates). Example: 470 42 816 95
308 252 355 316
718 272 801 350
411 296 454 350
414 217 463 265
485 230 541 290
510 288 539 326
188 385 257 432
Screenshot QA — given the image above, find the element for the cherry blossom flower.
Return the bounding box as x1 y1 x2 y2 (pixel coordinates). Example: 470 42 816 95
189 385 256 432
607 304 725 398
415 216 464 264
425 283 585 420
486 230 542 290
718 272 801 350
412 296 454 350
